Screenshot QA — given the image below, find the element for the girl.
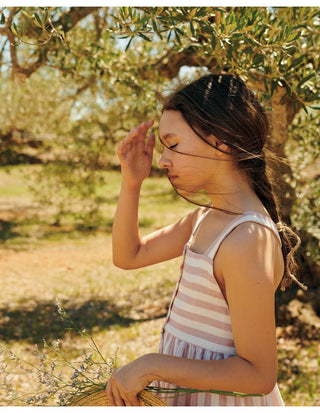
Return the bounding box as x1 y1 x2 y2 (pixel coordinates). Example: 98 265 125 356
107 74 305 406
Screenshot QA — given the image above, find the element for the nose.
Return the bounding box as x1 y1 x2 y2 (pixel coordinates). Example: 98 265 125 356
159 147 172 169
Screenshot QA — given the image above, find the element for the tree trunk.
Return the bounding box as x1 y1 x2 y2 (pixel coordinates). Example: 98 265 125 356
266 87 319 289
266 86 297 223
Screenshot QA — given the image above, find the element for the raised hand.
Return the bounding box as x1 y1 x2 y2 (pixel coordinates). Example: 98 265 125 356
117 120 155 188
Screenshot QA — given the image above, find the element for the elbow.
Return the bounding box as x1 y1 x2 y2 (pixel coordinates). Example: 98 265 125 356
254 369 278 395
112 255 137 270
258 379 277 396
113 258 130 270
112 245 142 270
112 253 124 269
240 359 278 395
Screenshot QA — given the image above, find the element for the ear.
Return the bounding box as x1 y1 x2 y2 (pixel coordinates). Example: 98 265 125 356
214 139 230 156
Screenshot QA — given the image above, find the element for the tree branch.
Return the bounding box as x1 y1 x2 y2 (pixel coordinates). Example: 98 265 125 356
53 7 101 33
18 48 49 78
6 7 20 80
6 7 102 80
140 46 217 80
93 8 108 41
0 37 9 70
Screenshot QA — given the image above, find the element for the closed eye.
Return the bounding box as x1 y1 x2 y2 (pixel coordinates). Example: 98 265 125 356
158 135 178 150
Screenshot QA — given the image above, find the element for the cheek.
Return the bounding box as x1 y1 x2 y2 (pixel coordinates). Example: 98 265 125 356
175 162 207 191
176 159 198 176
182 158 212 177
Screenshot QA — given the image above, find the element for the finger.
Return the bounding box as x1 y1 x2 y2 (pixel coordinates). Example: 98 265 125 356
117 141 125 160
118 141 131 161
123 399 133 407
126 122 148 140
129 121 154 154
145 132 155 157
112 386 125 407
106 376 125 407
124 398 140 407
135 128 146 153
120 392 140 407
122 121 154 155
123 126 140 146
131 395 141 407
137 120 154 133
105 381 116 406
135 120 154 144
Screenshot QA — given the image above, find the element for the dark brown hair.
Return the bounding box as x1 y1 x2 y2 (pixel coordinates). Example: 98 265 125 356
162 73 306 291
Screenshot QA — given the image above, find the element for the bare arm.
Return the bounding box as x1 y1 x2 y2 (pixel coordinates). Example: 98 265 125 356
106 224 280 405
112 121 196 269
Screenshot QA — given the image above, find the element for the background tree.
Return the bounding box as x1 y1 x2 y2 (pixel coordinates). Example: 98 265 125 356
0 6 319 301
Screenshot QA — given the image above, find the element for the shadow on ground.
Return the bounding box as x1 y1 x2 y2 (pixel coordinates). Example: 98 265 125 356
0 217 113 248
0 298 167 344
0 220 21 243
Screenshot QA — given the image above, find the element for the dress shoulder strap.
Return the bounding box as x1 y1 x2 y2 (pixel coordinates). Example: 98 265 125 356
206 211 282 260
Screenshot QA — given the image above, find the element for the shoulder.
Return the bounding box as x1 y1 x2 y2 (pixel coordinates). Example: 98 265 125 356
217 221 281 286
225 220 279 251
191 207 208 228
172 207 204 237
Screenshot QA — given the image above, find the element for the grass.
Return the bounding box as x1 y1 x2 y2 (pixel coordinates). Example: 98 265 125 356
0 165 319 406
0 166 192 250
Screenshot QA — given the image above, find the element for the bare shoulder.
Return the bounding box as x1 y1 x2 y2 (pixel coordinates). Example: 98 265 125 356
191 206 208 226
225 220 280 250
178 207 202 229
216 221 284 287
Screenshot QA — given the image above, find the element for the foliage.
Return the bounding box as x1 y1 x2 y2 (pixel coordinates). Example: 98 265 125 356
111 7 320 108
3 7 318 109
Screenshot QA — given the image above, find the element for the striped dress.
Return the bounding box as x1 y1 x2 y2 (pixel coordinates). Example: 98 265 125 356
155 209 285 406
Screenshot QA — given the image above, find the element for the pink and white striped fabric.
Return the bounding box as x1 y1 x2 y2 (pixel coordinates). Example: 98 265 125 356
155 209 285 406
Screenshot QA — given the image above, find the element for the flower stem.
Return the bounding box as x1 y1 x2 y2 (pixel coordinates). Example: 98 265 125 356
146 385 264 398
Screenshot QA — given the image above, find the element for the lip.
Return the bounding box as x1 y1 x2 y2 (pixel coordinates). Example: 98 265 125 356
168 174 178 184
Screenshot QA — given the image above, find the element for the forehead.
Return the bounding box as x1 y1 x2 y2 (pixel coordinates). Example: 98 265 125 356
159 110 192 138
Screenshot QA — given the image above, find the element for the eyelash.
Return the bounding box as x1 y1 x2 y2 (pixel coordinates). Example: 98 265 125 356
169 144 178 149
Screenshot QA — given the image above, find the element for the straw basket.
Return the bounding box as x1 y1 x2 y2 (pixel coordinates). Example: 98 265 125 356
68 384 167 406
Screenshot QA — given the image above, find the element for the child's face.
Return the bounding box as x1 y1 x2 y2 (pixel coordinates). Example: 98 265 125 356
158 110 223 196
